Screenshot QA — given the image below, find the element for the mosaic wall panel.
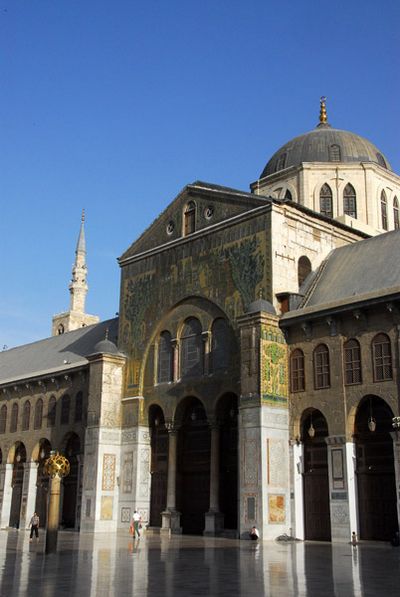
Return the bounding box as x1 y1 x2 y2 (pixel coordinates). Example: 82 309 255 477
122 452 133 494
102 454 116 491
100 496 113 520
260 325 288 407
268 494 285 523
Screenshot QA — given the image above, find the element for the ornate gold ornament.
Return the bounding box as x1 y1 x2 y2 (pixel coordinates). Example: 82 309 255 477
319 96 328 124
44 451 70 479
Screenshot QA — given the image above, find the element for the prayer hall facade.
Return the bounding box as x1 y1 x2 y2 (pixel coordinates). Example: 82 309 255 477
0 100 399 542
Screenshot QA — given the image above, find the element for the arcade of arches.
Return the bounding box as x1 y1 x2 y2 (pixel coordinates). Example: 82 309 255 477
0 433 82 532
296 397 398 543
148 394 238 535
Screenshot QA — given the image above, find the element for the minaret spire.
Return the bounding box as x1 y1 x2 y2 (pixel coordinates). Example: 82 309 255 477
51 210 99 335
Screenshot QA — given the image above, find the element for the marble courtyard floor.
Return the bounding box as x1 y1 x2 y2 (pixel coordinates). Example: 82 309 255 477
0 530 399 597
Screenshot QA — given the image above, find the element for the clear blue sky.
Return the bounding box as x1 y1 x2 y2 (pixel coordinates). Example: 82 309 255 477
1 0 399 348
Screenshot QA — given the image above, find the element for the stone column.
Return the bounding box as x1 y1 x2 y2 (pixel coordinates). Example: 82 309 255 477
23 461 39 529
345 440 359 539
390 430 400 529
292 440 305 540
171 340 179 382
161 424 181 533
326 435 351 542
46 475 61 553
204 420 224 535
0 464 13 528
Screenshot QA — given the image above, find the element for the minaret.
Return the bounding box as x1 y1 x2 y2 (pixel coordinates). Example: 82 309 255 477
69 209 88 314
52 211 99 336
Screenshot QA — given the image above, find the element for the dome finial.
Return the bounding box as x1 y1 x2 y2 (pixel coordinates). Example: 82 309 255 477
81 208 85 223
319 96 328 125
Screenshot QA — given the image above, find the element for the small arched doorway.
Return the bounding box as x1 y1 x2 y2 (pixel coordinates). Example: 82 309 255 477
302 409 331 541
9 442 27 529
176 397 210 534
216 393 238 530
355 396 398 540
35 439 52 528
149 405 168 527
61 433 80 528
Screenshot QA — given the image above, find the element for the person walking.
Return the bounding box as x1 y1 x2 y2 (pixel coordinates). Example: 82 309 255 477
131 510 142 539
29 512 40 542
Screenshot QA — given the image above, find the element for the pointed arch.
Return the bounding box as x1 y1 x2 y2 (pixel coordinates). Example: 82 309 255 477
320 184 333 218
0 404 7 434
393 196 399 230
381 190 388 230
343 183 357 218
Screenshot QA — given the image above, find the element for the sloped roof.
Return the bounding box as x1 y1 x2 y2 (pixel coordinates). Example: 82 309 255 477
281 229 400 321
0 318 119 386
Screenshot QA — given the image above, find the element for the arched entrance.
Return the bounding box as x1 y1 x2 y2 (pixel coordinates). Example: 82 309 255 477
9 442 27 529
355 396 398 540
149 405 168 527
35 439 52 528
216 393 238 530
61 433 80 528
302 409 331 541
176 397 210 534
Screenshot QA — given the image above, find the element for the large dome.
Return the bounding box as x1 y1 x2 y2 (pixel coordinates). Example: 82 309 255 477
260 122 391 179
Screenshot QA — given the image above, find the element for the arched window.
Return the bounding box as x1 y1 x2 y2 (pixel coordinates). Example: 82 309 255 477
393 197 399 230
22 400 31 431
298 256 312 288
61 394 70 425
75 391 83 422
57 324 65 335
381 191 388 230
284 188 292 201
210 318 230 373
34 398 43 430
372 333 392 381
10 403 18 433
320 184 333 218
343 183 357 218
47 396 57 427
158 331 174 383
180 318 203 378
184 201 196 236
313 344 330 389
290 349 305 392
329 144 341 161
0 405 7 434
344 339 361 385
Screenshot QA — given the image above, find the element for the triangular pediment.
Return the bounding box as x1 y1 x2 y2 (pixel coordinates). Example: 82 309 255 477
119 181 269 263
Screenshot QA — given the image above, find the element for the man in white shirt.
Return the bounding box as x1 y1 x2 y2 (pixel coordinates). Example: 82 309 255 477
132 510 142 538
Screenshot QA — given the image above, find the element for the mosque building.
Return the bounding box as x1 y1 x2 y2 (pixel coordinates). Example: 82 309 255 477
0 99 399 541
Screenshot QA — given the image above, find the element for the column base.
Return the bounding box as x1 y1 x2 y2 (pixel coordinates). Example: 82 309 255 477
161 510 182 535
204 510 224 536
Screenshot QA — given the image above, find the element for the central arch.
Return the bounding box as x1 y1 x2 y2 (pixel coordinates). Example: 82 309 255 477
176 397 210 534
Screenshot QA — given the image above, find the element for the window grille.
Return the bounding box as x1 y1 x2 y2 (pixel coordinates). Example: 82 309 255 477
381 191 388 230
314 344 330 389
372 333 392 381
320 184 333 218
34 399 43 430
344 339 362 385
343 183 357 218
290 349 305 392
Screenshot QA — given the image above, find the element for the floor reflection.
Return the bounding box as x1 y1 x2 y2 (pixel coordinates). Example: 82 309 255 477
0 531 399 596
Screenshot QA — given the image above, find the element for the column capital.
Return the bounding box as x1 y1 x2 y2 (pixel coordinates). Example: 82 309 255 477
165 421 180 434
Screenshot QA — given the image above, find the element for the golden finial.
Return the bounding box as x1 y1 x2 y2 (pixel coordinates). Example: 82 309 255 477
81 208 85 223
319 96 328 124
